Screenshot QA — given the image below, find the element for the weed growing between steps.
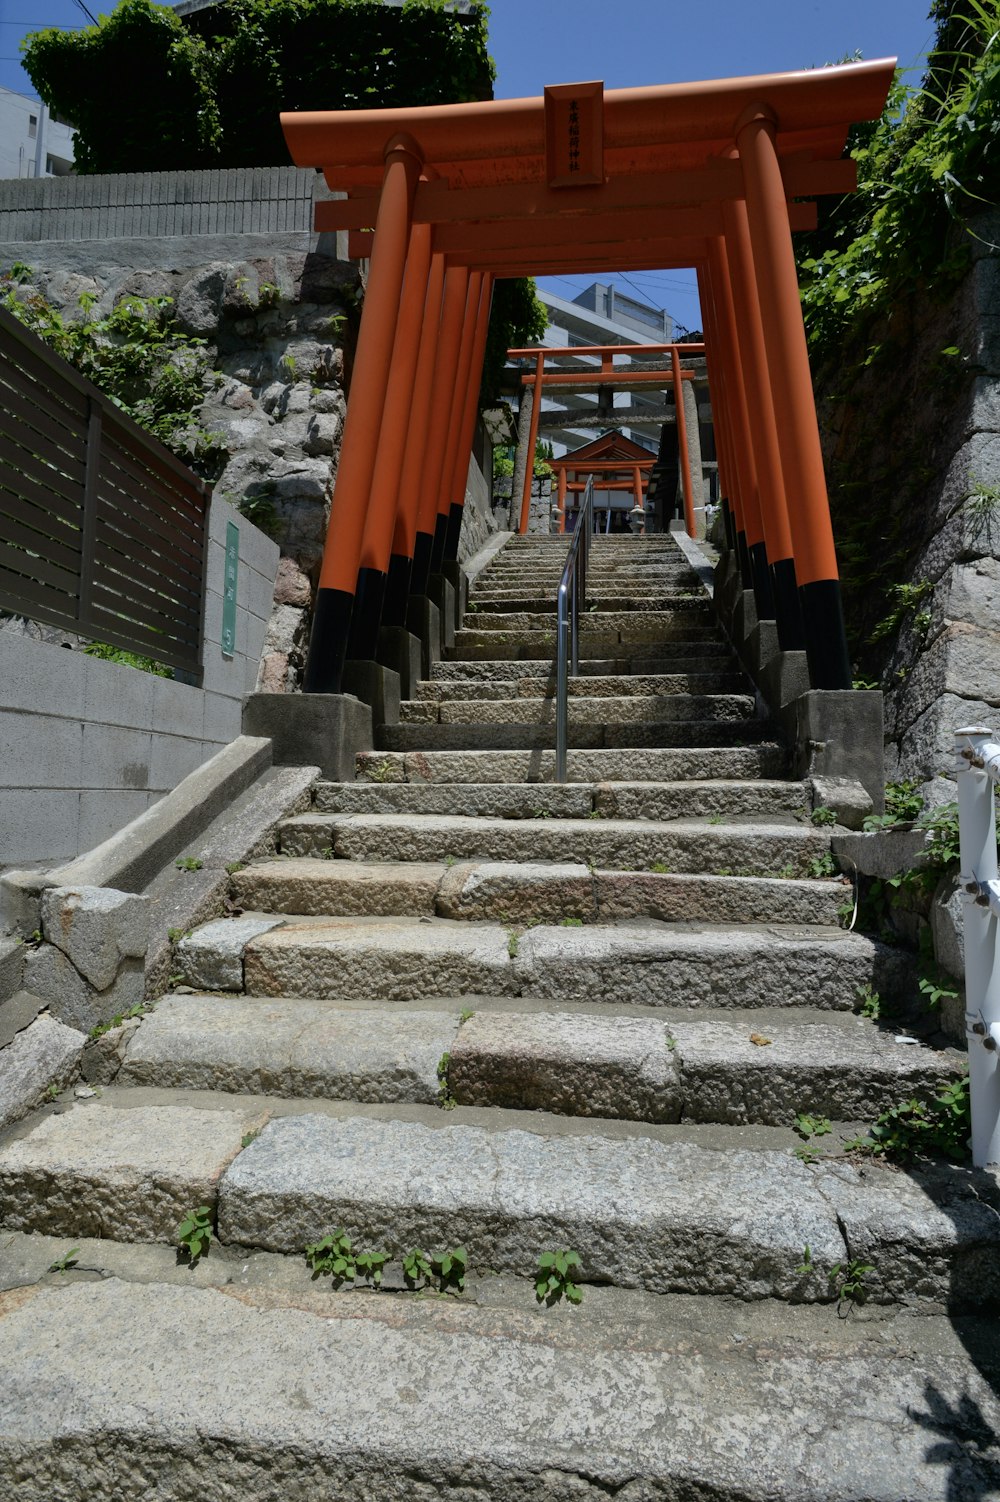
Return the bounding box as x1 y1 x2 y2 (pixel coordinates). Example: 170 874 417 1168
795 1246 874 1313
176 1206 213 1266
88 1001 155 1040
306 1235 469 1295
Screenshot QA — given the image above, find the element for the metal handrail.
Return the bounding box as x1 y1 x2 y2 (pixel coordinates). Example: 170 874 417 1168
555 475 595 783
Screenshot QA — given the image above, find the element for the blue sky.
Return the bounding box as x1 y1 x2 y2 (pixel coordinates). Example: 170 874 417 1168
2 0 938 327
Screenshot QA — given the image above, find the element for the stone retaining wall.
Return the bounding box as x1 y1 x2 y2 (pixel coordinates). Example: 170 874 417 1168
816 210 1000 792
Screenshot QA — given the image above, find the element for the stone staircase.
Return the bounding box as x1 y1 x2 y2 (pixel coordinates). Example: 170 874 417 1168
2 532 999 1498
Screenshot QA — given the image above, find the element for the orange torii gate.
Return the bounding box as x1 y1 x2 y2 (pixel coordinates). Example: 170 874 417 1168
508 341 704 535
281 60 895 694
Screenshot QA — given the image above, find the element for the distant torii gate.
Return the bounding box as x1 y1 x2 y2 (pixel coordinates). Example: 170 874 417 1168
282 59 895 694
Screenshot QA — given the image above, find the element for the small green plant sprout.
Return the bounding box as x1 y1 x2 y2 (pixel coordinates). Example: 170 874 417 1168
965 479 1000 548
827 1258 874 1309
586 809 602 820
775 864 796 880
794 1113 832 1140
535 1248 583 1306
851 1075 971 1163
807 853 838 880
853 678 879 691
810 806 838 827
437 1053 457 1111
48 1246 79 1273
355 1250 390 1289
43 1082 61 1101
167 926 185 944
707 813 724 826
88 1001 152 1040
225 861 245 876
559 917 584 927
176 1206 213 1265
507 930 520 958
365 758 396 783
458 1008 475 1024
241 1128 261 1149
402 1248 432 1288
444 854 458 869
431 1245 468 1293
305 1229 356 1284
918 972 960 1009
794 1244 814 1277
855 984 881 1020
174 856 203 872
531 807 553 819
649 861 671 875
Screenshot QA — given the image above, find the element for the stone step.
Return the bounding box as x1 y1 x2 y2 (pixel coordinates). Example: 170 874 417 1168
468 594 703 614
430 647 734 679
416 671 751 701
278 811 830 875
316 777 807 821
452 627 720 659
357 745 788 783
473 572 699 591
3 1278 997 1499
466 606 713 633
176 914 890 1009
231 855 845 926
2 1094 989 1306
377 720 772 751
398 693 756 727
111 994 958 1125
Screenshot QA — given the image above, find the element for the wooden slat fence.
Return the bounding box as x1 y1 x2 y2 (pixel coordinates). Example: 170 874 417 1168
0 303 209 680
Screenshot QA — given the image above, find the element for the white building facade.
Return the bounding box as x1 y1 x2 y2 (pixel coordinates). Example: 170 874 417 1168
0 88 75 181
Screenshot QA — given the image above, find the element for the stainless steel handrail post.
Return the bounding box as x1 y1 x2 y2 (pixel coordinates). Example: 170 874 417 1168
555 476 595 783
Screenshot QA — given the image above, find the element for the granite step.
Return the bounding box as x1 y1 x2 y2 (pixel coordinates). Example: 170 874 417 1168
376 720 772 751
451 626 721 659
466 606 713 633
415 672 751 700
105 994 960 1124
316 776 809 821
1 1092 992 1305
354 746 790 783
468 595 703 614
398 693 756 727
278 812 829 876
430 647 735 679
231 855 846 926
175 914 892 1009
2 1276 997 1500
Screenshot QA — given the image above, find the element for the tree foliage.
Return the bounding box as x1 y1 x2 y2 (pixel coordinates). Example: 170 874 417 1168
22 0 493 173
481 276 548 405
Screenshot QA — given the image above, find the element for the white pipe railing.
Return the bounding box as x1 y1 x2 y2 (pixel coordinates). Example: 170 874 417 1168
555 476 595 783
954 725 1000 1166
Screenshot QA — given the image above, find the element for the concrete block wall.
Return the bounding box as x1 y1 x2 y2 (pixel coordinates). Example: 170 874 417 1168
0 167 317 244
0 496 278 868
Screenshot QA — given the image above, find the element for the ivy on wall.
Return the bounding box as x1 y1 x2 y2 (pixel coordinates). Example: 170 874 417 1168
796 0 1000 676
22 0 493 173
798 0 1000 368
0 265 225 477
